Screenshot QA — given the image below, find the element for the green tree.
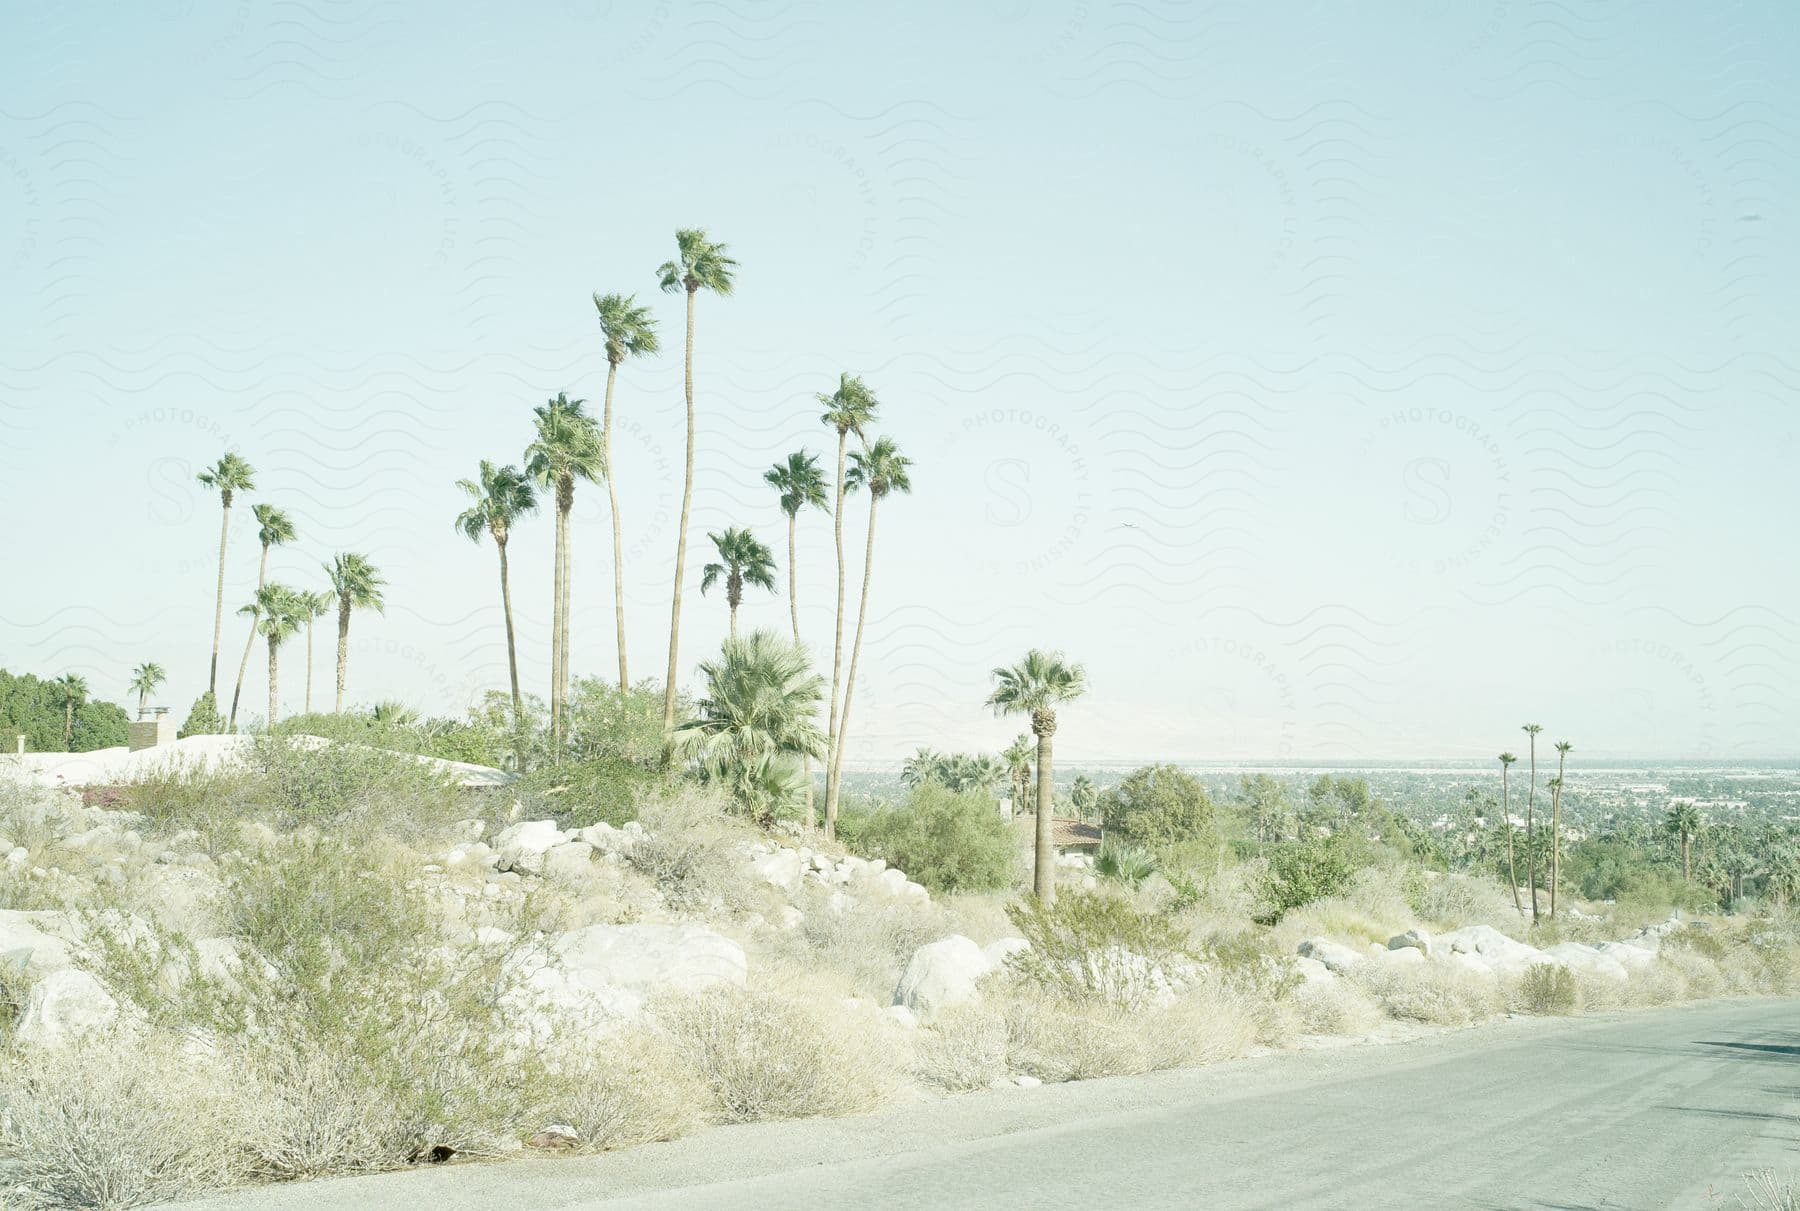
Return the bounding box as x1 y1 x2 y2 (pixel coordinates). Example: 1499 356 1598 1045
228 503 297 731
986 649 1088 904
816 371 879 835
195 452 255 696
851 783 1017 893
178 691 223 739
901 746 942 789
1101 764 1216 848
700 527 778 639
1521 723 1544 921
128 661 166 718
55 673 87 750
1499 752 1522 914
764 449 831 826
592 291 661 691
676 630 824 825
828 437 913 827
1240 772 1293 843
1550 740 1572 916
324 552 385 712
526 393 604 752
245 583 306 724
657 228 738 748
1002 734 1034 814
1071 774 1098 818
298 590 333 715
1665 800 1703 882
456 460 539 738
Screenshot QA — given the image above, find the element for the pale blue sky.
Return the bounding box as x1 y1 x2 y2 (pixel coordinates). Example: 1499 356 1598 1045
2 1 1796 759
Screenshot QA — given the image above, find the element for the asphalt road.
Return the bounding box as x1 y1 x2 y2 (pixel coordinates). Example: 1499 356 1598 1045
179 998 1800 1210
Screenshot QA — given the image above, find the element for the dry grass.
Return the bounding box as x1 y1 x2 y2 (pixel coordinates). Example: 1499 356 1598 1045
995 983 1257 1083
627 788 764 918
912 1004 1010 1093
551 1032 708 1152
1349 961 1502 1026
1289 976 1386 1036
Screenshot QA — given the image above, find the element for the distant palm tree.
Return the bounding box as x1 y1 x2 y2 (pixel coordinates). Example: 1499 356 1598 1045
1522 723 1543 922
324 552 385 712
592 291 661 691
987 650 1088 904
195 452 256 696
1071 774 1098 817
657 228 738 748
901 747 943 789
700 527 778 639
56 673 88 750
526 394 604 751
676 630 825 825
1498 752 1521 914
764 450 830 826
1003 734 1034 815
128 662 166 719
816 373 878 835
242 583 305 725
1550 740 1572 916
827 437 913 828
299 590 333 714
371 700 420 727
456 461 539 733
228 503 297 731
1666 801 1703 882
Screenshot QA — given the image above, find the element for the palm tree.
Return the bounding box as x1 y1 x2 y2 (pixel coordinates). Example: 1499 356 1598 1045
816 373 879 834
592 291 661 692
676 630 826 825
195 452 256 696
700 527 778 639
526 394 604 751
1071 774 1098 817
1521 723 1543 922
987 650 1089 905
1003 734 1034 815
56 673 88 750
227 503 296 731
324 552 386 712
763 449 830 827
1550 740 1572 916
1499 752 1521 914
128 662 166 718
242 583 305 725
299 590 333 714
1666 801 1703 882
827 437 913 830
456 461 539 733
657 228 738 748
901 747 943 789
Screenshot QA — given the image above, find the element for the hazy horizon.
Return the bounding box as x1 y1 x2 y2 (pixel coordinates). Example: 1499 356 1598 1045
4 4 1797 762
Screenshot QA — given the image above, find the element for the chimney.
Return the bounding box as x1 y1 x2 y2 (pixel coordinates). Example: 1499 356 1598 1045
127 707 177 752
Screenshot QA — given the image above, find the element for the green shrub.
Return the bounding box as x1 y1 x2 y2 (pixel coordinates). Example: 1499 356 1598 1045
1262 834 1363 917
515 756 664 830
563 679 670 767
1005 890 1197 1008
1513 962 1579 1015
848 783 1018 894
1095 840 1158 888
177 691 223 738
1100 764 1216 847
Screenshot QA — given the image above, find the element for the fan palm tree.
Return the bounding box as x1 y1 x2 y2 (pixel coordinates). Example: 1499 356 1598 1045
128 662 166 719
901 747 943 789
1666 801 1703 881
1003 734 1034 814
987 650 1089 904
456 461 539 732
195 452 256 696
299 590 333 714
592 291 661 691
676 630 825 825
324 552 385 712
1550 740 1572 916
1521 723 1543 922
526 394 604 751
241 583 305 725
227 503 296 731
1071 774 1098 817
816 372 879 834
763 449 830 826
1498 752 1521 914
657 228 738 747
700 527 777 639
56 673 88 750
827 437 913 831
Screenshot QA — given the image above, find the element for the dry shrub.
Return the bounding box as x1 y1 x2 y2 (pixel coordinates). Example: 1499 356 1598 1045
1622 957 1687 1007
912 1005 1009 1093
234 1044 418 1180
1659 944 1725 998
658 987 896 1123
1738 1170 1797 1211
553 1032 707 1152
774 890 946 1001
1350 961 1501 1026
627 788 760 917
1412 873 1525 934
1570 969 1627 1012
1509 963 1579 1015
0 1036 247 1209
996 984 1256 1083
1290 976 1386 1036
1276 868 1416 950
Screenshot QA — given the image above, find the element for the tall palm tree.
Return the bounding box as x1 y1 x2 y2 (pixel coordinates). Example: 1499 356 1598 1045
827 437 913 830
228 503 296 731
657 228 738 748
324 552 385 712
56 673 88 750
128 662 166 719
299 589 333 714
456 461 539 733
1550 740 1572 917
699 527 778 639
764 450 830 827
987 650 1089 904
1003 734 1034 815
195 452 256 696
1666 801 1703 882
592 291 661 691
816 373 879 834
1071 774 1098 817
526 394 604 751
676 629 826 825
1521 723 1543 922
241 583 304 725
1498 752 1521 914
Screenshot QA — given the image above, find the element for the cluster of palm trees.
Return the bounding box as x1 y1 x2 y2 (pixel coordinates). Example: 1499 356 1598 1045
1495 724 1574 922
901 748 1009 795
194 453 387 727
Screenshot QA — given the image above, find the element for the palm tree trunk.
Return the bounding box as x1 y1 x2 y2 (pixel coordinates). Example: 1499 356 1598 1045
267 636 279 725
729 601 738 639
829 496 880 818
498 538 524 722
559 496 574 753
334 601 351 712
1526 744 1540 922
1034 726 1055 905
1502 768 1521 914
1683 835 1692 881
228 545 271 731
603 360 630 693
549 501 566 753
137 689 148 717
63 702 73 750
788 510 815 828
662 285 698 750
1551 753 1566 917
823 430 849 836
209 501 232 695
304 623 314 714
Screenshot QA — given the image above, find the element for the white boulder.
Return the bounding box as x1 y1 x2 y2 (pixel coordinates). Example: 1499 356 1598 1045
552 922 747 998
1436 925 1544 973
575 822 639 858
1296 938 1364 975
748 848 805 894
1594 941 1657 971
542 841 596 883
1293 955 1334 984
0 910 77 977
1387 929 1432 957
983 937 1031 970
16 970 119 1047
493 820 569 875
1541 942 1628 982
893 935 993 1019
